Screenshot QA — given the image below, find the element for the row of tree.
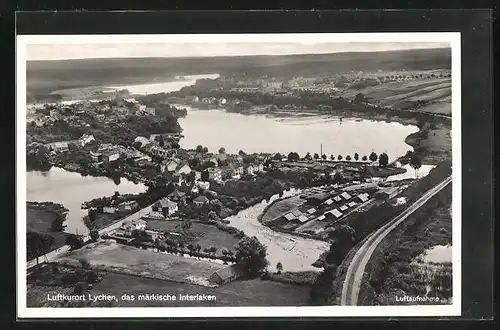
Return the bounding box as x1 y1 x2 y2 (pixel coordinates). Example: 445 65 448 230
286 151 384 163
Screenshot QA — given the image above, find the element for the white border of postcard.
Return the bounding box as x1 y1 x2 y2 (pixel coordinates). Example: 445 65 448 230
17 32 462 318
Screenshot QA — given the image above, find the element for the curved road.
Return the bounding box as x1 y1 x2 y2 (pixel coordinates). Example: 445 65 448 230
340 176 452 305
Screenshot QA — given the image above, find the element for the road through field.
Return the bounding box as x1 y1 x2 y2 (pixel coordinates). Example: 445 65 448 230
27 203 154 269
340 176 452 305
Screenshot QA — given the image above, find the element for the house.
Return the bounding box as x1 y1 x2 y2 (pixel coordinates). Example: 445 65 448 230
326 209 343 219
339 205 349 212
122 147 144 160
98 143 114 152
134 136 151 148
150 146 169 158
144 107 156 115
340 192 352 200
316 214 326 221
207 168 223 182
176 164 192 175
323 199 334 206
193 171 202 182
122 219 146 232
193 195 209 206
191 184 200 195
254 163 265 173
298 215 309 223
348 201 357 208
208 263 246 285
218 97 227 105
102 151 120 164
245 165 256 176
357 193 370 203
49 142 69 153
284 212 296 221
161 158 181 173
103 206 116 214
152 198 178 216
172 172 184 186
117 201 139 213
141 211 166 221
78 134 95 147
374 187 399 201
197 181 210 191
89 151 102 162
167 190 187 203
333 196 342 203
306 208 317 215
228 163 244 177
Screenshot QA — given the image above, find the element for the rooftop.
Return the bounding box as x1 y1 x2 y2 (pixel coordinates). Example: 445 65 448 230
329 209 343 218
307 208 317 214
153 198 177 209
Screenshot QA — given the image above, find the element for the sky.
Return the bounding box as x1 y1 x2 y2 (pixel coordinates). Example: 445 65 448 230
26 41 450 61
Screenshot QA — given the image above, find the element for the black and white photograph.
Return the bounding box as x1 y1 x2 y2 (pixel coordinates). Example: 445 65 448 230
17 32 461 318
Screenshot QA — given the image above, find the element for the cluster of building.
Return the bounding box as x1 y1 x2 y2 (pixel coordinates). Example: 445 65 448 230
274 188 372 230
29 92 158 129
90 143 151 165
44 133 97 153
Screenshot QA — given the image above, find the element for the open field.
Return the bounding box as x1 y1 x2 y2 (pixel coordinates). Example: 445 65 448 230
405 122 452 164
27 205 71 256
86 211 129 231
55 240 224 283
341 78 451 115
146 219 240 252
27 270 312 307
26 283 77 308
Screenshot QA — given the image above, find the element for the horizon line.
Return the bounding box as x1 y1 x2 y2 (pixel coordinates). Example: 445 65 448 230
27 46 451 62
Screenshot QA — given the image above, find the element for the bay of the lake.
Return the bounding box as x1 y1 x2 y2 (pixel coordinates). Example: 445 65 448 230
27 167 147 235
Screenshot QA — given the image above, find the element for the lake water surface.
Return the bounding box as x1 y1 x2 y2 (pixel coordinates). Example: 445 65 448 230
107 73 419 161
106 74 220 95
178 108 418 162
27 167 147 235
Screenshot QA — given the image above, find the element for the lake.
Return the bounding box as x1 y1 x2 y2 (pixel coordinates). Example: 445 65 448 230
418 245 452 264
27 167 147 235
106 73 419 161
179 108 419 162
387 163 436 181
106 74 220 95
